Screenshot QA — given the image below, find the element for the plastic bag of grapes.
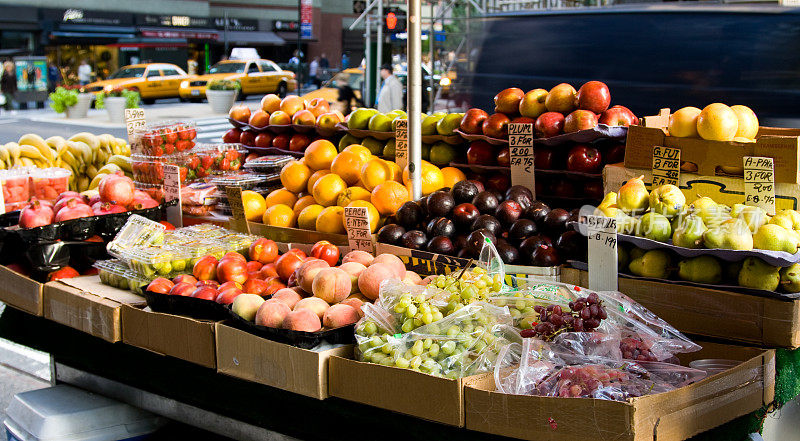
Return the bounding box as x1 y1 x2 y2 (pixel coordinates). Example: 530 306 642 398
374 280 450 333
354 302 406 365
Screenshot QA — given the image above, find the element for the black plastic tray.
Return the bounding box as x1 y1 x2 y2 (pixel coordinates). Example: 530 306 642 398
143 287 230 321
226 304 355 349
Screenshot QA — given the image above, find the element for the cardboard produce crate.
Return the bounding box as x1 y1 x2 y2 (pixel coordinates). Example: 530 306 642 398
0 265 45 316
43 276 147 343
215 323 352 400
228 218 349 246
464 341 774 441
121 304 217 369
328 356 489 427
561 267 800 348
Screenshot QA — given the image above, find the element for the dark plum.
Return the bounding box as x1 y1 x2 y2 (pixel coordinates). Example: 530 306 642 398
543 208 570 235
396 201 424 229
508 219 537 244
427 236 455 255
505 185 534 211
451 181 480 205
470 214 502 236
526 201 551 226
495 200 523 227
401 230 428 250
556 230 588 262
495 241 519 264
452 203 480 231
472 191 499 214
377 224 406 245
426 190 455 218
466 229 496 255
426 217 456 238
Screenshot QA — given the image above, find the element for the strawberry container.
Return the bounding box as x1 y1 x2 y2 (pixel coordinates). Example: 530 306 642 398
133 181 165 203
131 153 190 185
29 168 71 203
192 143 247 176
134 120 197 156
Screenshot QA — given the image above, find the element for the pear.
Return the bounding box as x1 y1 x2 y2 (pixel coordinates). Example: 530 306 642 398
769 212 795 230
670 206 689 231
782 209 800 229
618 244 630 270
617 175 649 215
639 212 671 242
678 255 722 284
704 218 753 250
730 204 768 233
780 263 800 293
628 249 671 279
596 192 619 217
738 257 780 291
691 197 731 228
629 247 646 262
649 184 686 219
753 224 798 254
615 212 640 236
672 214 707 248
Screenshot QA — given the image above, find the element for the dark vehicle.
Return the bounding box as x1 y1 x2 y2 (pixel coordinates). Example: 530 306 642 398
462 5 800 126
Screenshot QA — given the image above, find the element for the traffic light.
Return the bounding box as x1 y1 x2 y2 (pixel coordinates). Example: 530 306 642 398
384 8 406 33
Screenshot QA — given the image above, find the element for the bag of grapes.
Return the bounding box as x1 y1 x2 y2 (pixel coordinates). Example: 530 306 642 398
495 338 559 396
354 302 406 365
374 280 450 333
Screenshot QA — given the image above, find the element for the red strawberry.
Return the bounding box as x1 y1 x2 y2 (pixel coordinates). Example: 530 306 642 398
176 140 191 152
221 158 231 171
150 135 163 147
165 131 178 144
152 146 164 157
164 143 175 155
188 156 200 169
200 155 214 169
224 149 239 161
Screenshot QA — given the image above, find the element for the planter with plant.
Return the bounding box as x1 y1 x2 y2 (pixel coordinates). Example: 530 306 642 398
206 79 240 114
49 86 93 119
96 87 140 123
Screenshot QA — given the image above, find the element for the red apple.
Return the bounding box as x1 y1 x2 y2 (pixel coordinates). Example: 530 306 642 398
585 180 604 199
550 179 577 198
191 286 219 301
196 280 220 288
510 116 536 126
519 88 549 119
534 148 555 170
146 277 173 294
216 258 248 284
566 145 602 173
272 133 291 150
249 110 270 128
169 282 195 297
260 263 279 279
482 113 510 139
250 238 279 264
216 288 242 304
275 252 304 282
192 255 218 281
229 105 251 123
239 130 256 146
306 97 330 118
219 281 242 291
242 278 270 295
289 133 311 152
459 108 489 135
172 274 198 285
222 128 242 144
599 105 637 127
246 260 264 273
497 148 510 167
563 110 598 133
535 112 565 138
467 141 495 165
603 143 626 164
494 87 525 114
576 81 611 114
545 83 577 114
254 133 273 148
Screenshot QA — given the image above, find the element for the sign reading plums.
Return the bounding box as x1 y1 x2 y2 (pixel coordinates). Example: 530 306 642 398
395 119 408 172
125 108 146 145
164 164 183 228
581 214 618 291
344 206 374 253
651 146 680 186
744 156 776 216
508 122 535 198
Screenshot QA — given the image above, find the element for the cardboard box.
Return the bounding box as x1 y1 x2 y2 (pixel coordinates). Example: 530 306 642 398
328 356 489 427
464 341 775 441
228 218 349 246
604 162 800 211
43 276 147 343
0 265 45 316
215 323 352 400
121 304 217 368
561 267 800 348
624 124 800 184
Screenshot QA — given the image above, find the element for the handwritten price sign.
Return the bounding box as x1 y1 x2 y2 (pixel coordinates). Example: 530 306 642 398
508 122 535 197
744 156 776 216
652 146 680 186
164 164 183 228
344 206 375 253
124 108 146 145
395 119 408 172
580 214 618 291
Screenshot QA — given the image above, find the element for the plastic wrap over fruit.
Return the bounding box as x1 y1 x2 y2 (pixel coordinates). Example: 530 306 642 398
373 280 449 333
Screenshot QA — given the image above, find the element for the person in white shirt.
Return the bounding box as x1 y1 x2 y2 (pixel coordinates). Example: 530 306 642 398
77 59 92 85
309 57 320 89
376 64 403 113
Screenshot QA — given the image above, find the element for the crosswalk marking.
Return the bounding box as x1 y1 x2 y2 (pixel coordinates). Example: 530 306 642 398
192 117 230 143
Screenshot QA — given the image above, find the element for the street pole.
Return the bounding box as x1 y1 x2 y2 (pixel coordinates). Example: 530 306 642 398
428 11 435 113
297 0 302 59
375 0 383 107
408 0 422 201
224 10 229 58
365 15 372 107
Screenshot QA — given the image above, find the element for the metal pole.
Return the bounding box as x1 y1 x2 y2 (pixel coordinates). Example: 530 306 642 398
428 12 435 113
224 10 229 57
297 0 302 59
408 0 422 201
364 15 372 107
375 0 383 108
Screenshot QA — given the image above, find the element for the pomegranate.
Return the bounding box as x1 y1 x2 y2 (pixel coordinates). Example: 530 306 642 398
54 199 94 222
133 190 150 199
87 194 102 206
92 202 127 215
48 266 80 281
19 200 54 228
53 196 87 215
98 172 135 206
130 196 159 210
55 191 84 204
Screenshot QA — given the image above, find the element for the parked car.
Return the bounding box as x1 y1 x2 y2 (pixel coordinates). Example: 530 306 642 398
179 59 297 100
84 64 192 104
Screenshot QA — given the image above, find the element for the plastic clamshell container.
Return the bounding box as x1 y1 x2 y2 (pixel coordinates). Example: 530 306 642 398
29 168 71 203
94 259 132 290
131 152 191 185
689 359 740 376
174 223 228 240
191 143 247 175
107 214 167 260
213 232 258 255
209 173 267 190
3 385 164 441
133 181 164 203
118 246 194 278
0 168 31 212
242 155 293 172
133 120 197 156
125 270 154 295
171 240 228 265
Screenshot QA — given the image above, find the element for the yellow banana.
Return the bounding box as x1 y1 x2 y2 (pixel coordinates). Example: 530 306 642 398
0 143 9 166
19 157 34 167
77 175 90 192
5 143 20 167
0 161 5 170
18 144 47 162
107 155 132 173
19 134 55 165
68 132 100 151
67 141 92 165
86 164 98 180
94 149 108 165
97 163 122 175
89 172 110 190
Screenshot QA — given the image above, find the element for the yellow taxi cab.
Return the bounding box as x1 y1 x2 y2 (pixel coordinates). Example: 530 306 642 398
302 68 364 105
179 59 297 100
84 63 193 104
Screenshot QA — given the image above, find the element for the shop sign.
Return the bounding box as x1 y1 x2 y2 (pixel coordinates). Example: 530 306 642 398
301 0 313 38
137 14 210 28
273 21 299 31
213 17 258 32
44 8 133 26
141 30 219 40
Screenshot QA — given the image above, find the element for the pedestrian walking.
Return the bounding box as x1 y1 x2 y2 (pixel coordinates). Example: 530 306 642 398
309 57 320 89
1 61 16 111
77 59 92 86
341 52 350 69
375 64 402 113
320 53 329 70
187 58 198 75
47 62 60 92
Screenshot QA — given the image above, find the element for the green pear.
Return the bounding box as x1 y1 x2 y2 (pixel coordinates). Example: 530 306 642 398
383 138 396 158
649 184 685 219
769 212 794 230
617 175 649 215
615 212 640 235
738 257 780 291
730 204 768 233
368 113 394 132
629 247 646 262
639 212 671 242
780 263 800 293
348 107 379 130
421 113 445 135
691 197 731 228
618 245 630 271
338 133 362 152
596 192 619 217
436 113 464 136
753 224 798 254
361 137 385 156
388 109 407 119
672 214 707 248
704 219 753 250
781 209 800 229
670 206 689 231
628 249 671 278
723 260 743 284
678 255 722 284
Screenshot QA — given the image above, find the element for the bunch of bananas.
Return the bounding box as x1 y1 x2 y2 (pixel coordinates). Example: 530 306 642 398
0 132 133 192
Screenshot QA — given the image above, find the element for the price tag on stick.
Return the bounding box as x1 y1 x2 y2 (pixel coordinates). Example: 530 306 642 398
163 164 183 228
651 146 680 186
225 186 250 233
395 119 408 172
344 206 375 253
508 122 535 198
744 156 776 216
581 215 618 292
124 108 146 145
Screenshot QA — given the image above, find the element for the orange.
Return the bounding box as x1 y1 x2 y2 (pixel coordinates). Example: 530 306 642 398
279 160 311 193
386 160 402 182
316 206 346 234
441 167 467 188
241 190 266 222
402 160 444 196
312 173 347 206
293 194 316 216
265 188 298 208
330 151 366 185
337 186 372 207
697 103 738 141
343 144 372 162
360 158 393 191
262 204 296 227
345 200 380 232
371 181 410 216
307 169 331 194
298 204 325 230
304 139 338 170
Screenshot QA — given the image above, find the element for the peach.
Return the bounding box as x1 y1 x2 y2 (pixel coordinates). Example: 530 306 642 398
231 293 266 321
283 308 322 332
342 250 374 266
255 299 291 328
242 278 270 296
347 292 370 302
312 267 352 304
358 263 400 300
339 298 364 317
293 296 330 319
271 288 303 309
323 304 360 328
403 270 423 285
370 254 406 279
296 258 330 293
339 262 367 292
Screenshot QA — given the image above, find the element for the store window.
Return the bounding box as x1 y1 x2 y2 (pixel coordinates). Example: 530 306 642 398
1 32 33 52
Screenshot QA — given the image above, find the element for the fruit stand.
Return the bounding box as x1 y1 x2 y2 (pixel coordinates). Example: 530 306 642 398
0 78 798 441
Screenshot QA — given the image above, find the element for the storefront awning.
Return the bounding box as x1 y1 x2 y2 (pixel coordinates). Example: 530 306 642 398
221 31 285 46
139 27 220 41
51 31 138 39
